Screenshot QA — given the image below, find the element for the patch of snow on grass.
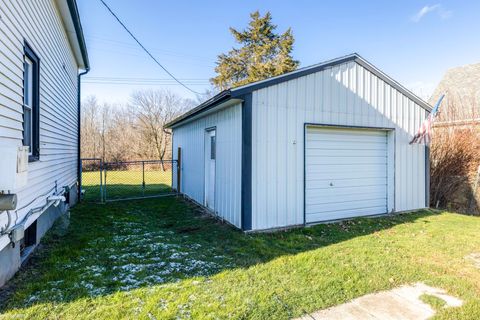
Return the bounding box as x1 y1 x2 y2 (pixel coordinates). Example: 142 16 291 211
24 216 231 303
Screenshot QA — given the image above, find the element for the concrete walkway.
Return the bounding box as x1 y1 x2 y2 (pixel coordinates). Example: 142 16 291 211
295 283 463 320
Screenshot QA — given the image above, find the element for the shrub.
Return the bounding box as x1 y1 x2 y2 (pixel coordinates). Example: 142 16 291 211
430 103 480 211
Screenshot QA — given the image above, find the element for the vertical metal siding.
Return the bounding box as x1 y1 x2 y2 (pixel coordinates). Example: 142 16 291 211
0 0 81 249
251 61 427 230
172 103 242 228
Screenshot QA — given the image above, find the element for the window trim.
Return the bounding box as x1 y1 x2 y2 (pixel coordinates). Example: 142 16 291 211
23 42 40 162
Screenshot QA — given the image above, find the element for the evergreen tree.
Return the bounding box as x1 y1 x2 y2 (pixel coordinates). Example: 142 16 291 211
211 11 299 90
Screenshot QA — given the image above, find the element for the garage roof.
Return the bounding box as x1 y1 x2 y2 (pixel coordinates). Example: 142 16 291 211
166 53 431 128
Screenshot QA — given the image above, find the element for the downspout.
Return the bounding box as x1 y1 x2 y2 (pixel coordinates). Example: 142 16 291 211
77 68 90 202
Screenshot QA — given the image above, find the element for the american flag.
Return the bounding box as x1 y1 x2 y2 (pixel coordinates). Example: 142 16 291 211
409 94 445 145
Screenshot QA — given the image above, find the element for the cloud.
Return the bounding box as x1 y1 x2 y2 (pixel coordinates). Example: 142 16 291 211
411 4 452 22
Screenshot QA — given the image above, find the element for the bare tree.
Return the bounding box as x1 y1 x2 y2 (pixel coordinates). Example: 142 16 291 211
129 90 187 165
81 90 191 165
80 96 101 159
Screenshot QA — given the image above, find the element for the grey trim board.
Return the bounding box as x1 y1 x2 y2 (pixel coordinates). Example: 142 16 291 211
241 93 252 231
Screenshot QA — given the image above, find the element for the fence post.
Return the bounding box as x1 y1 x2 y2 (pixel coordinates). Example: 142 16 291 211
100 159 104 203
104 166 107 202
177 147 181 193
142 161 145 196
79 159 83 202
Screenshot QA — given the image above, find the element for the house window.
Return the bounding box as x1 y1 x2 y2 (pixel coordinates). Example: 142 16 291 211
23 43 40 161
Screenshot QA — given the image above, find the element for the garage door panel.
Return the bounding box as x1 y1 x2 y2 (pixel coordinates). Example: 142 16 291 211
306 163 384 174
306 148 387 158
306 170 387 181
306 185 387 201
306 156 387 165
306 198 387 214
307 193 387 206
306 206 387 223
305 172 387 182
305 127 388 223
307 128 387 137
306 177 387 189
306 142 387 151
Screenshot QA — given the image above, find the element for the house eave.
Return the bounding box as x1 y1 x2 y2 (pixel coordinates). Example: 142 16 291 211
55 0 90 70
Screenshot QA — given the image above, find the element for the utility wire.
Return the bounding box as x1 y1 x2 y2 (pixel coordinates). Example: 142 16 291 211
83 77 209 86
98 0 201 95
85 34 212 61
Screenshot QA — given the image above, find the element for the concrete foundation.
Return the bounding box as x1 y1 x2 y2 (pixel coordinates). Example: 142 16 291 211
0 237 21 288
0 184 77 287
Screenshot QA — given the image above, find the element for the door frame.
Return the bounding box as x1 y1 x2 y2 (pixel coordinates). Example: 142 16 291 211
204 126 217 212
303 123 396 225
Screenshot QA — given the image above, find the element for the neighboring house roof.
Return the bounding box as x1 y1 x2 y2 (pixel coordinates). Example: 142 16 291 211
166 53 431 128
56 0 89 70
430 62 480 122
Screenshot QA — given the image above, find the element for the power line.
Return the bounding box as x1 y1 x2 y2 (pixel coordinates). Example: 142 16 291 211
84 34 213 62
86 77 209 81
84 80 209 85
83 82 208 86
98 0 201 95
83 76 209 86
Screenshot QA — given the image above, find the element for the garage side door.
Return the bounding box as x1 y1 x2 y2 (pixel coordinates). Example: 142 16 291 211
305 127 388 223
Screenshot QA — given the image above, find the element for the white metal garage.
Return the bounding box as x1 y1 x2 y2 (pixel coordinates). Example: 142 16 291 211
305 126 389 223
167 53 431 232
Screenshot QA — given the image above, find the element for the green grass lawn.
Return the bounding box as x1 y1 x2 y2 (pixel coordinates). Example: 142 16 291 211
82 170 173 202
1 197 480 319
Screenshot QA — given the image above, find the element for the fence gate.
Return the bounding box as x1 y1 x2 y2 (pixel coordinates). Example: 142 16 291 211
80 159 178 202
80 158 103 203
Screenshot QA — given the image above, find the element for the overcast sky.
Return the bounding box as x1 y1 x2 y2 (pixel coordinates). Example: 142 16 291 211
77 0 480 105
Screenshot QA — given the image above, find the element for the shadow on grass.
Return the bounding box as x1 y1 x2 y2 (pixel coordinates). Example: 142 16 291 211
0 196 437 313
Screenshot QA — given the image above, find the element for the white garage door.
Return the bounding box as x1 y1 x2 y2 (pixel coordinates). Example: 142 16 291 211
305 126 388 223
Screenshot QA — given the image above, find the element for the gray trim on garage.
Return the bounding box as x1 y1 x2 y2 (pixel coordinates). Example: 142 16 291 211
241 93 253 231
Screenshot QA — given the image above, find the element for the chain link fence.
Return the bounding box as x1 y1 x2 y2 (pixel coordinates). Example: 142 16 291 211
80 159 178 202
80 158 104 203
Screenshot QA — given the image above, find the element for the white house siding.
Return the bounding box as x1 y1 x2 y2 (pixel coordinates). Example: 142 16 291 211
251 60 427 230
0 0 79 250
172 103 242 228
